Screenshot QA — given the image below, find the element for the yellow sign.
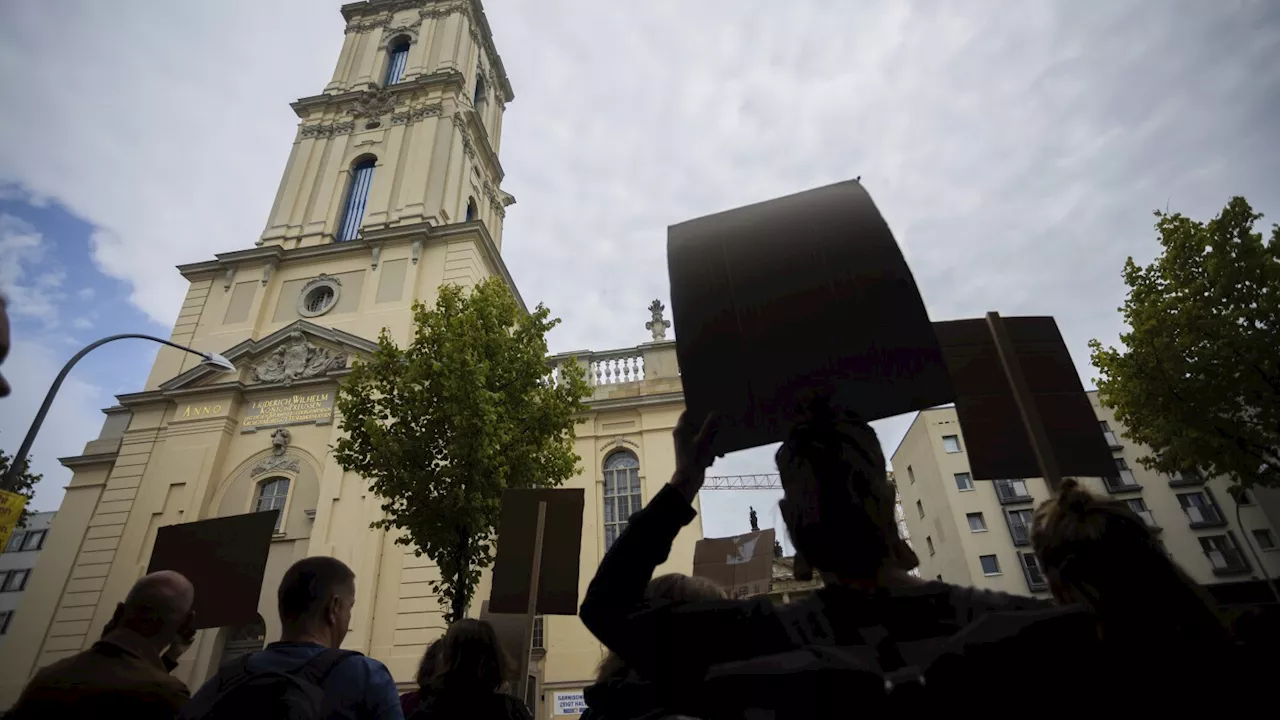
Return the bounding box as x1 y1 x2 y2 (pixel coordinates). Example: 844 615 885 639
242 392 334 430
0 490 28 552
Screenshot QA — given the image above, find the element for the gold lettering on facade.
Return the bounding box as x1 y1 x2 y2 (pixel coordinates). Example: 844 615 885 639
179 404 225 419
242 392 335 429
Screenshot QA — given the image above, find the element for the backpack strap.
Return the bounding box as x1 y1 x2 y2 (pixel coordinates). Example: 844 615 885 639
297 648 359 686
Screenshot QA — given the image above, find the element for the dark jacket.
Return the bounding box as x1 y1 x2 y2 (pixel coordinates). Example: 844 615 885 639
7 629 190 720
580 674 670 720
579 484 1048 713
409 690 531 720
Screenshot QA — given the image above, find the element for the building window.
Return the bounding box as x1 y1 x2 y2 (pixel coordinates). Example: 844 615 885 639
297 275 342 318
338 158 376 242
4 531 23 552
1178 491 1223 527
926 536 935 556
1253 529 1276 551
1020 552 1048 591
474 65 487 107
1125 498 1157 528
602 451 641 550
6 529 46 552
1006 508 1034 546
966 512 987 532
1 569 31 592
1099 420 1120 448
1107 458 1139 490
531 615 544 650
385 39 410 85
254 477 290 533
1237 489 1254 506
220 615 267 665
954 472 973 491
979 554 1001 576
994 478 1032 504
465 197 478 222
907 465 915 484
1200 534 1248 574
0 610 12 635
942 435 961 454
916 499 924 519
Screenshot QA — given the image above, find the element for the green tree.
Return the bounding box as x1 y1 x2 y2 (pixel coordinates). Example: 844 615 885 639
0 448 42 529
333 278 591 622
1090 197 1280 489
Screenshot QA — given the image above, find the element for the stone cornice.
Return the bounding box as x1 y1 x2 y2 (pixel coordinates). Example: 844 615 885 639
291 70 466 119
338 1 514 102
117 374 350 410
59 451 120 470
461 109 504 182
584 391 686 412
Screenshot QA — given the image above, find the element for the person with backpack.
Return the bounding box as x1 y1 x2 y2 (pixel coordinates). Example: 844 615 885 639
409 619 531 720
181 556 402 720
579 401 1088 716
580 574 726 720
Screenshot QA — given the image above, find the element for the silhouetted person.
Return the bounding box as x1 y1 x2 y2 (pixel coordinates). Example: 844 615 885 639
183 556 401 719
410 619 531 720
580 403 1057 715
0 294 10 397
1032 478 1238 684
9 570 196 720
399 639 441 718
582 574 726 720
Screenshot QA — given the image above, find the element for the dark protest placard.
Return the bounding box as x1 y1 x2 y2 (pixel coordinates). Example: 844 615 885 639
668 179 953 455
934 316 1118 482
692 529 776 599
146 511 277 629
488 489 585 615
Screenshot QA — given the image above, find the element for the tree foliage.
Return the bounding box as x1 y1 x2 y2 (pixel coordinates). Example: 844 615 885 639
1090 197 1280 489
333 278 591 622
0 447 41 528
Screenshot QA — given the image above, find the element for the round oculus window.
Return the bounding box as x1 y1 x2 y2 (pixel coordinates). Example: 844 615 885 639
297 276 341 318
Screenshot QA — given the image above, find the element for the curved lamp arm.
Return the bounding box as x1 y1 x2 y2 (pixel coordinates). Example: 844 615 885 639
2 334 236 491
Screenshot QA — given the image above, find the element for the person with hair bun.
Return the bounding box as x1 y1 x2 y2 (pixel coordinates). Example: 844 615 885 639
1031 478 1237 681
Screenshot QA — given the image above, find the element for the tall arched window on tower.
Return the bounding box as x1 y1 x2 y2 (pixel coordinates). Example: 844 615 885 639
602 451 641 550
254 477 291 533
338 158 376 242
385 39 410 85
474 65 487 108
465 197 478 222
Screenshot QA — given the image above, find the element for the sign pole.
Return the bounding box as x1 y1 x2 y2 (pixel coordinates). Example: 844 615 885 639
985 311 1064 492
515 501 547 710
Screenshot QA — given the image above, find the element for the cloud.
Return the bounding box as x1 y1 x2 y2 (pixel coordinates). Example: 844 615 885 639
0 213 64 328
1 0 1277 529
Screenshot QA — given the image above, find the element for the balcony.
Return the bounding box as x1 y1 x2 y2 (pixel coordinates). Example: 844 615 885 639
1102 430 1122 449
1168 470 1206 488
1102 470 1142 494
1184 504 1226 529
995 479 1034 505
1008 522 1031 547
1206 547 1249 576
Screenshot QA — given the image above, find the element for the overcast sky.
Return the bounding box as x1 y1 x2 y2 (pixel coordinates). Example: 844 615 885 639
1 1 1277 544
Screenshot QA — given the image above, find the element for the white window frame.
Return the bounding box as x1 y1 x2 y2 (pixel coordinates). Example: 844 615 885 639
253 477 292 534
942 435 962 454
966 512 987 533
954 472 973 491
979 554 1001 576
602 450 642 551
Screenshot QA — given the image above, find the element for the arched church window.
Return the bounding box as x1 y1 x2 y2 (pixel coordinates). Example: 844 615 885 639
474 66 487 107
465 197 478 223
220 614 266 665
338 158 376 242
602 450 641 550
254 477 290 533
385 39 410 86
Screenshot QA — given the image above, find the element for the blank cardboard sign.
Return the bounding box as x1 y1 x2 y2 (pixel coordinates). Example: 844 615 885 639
692 529 776 600
146 511 277 630
479 600 530 672
668 180 953 455
934 316 1118 482
488 489 585 616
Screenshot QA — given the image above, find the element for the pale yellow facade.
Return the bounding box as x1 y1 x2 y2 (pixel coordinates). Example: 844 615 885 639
891 394 1280 599
0 3 703 717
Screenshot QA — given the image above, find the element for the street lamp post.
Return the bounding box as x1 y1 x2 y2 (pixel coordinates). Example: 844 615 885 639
1 334 237 492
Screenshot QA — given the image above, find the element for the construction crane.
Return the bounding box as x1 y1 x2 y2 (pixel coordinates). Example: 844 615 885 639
703 474 782 490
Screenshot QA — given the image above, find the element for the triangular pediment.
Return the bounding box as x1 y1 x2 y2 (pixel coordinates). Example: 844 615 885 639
160 321 380 391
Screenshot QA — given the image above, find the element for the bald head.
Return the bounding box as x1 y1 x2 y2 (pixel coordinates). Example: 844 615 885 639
117 571 195 643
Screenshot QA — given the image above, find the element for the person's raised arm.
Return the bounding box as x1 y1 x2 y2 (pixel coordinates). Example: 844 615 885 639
579 412 794 687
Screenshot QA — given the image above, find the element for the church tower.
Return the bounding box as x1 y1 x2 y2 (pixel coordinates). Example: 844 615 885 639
0 0 529 704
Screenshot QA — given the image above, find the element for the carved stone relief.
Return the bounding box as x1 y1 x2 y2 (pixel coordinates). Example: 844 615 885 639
251 332 348 386
349 88 399 129
251 454 300 478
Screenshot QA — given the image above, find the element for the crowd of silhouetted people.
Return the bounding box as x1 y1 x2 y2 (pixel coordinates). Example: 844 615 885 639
2 401 1272 719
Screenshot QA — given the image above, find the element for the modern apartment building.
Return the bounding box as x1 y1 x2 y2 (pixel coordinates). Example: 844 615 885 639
0 512 55 647
891 392 1280 599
